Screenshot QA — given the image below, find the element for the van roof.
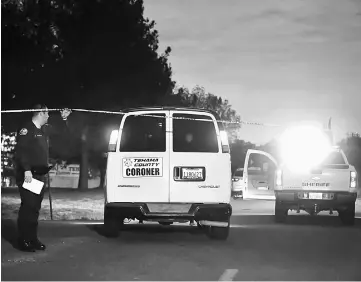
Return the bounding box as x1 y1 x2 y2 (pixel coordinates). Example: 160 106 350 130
122 106 222 120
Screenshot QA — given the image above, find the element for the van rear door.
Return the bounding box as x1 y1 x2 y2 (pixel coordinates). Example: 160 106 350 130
106 111 170 203
169 111 231 203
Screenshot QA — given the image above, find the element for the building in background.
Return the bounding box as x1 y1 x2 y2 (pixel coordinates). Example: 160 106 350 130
1 132 16 187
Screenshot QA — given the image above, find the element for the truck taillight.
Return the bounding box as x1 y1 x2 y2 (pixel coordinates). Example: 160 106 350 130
108 130 119 152
276 169 283 186
350 171 357 189
220 130 230 153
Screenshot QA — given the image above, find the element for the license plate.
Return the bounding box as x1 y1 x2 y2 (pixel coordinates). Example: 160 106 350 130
181 168 203 180
147 204 191 213
302 182 330 189
309 193 323 200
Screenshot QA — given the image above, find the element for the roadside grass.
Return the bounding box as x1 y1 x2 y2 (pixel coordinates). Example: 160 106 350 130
1 188 104 221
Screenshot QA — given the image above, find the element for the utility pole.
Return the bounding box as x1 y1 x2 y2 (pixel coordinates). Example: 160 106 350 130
328 117 332 130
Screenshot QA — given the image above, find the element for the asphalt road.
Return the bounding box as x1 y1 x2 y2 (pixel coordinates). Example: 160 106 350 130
2 199 361 281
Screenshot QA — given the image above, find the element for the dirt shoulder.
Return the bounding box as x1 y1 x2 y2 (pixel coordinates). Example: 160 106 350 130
1 188 104 221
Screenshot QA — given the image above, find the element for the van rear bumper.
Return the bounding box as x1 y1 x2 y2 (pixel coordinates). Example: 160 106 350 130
275 190 357 211
105 202 232 222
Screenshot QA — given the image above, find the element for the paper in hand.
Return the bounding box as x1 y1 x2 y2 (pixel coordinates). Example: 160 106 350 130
23 178 44 195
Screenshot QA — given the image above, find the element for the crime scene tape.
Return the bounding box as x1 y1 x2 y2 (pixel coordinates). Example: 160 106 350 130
0 108 281 127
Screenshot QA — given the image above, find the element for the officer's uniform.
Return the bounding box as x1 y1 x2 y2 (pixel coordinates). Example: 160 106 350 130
14 119 69 248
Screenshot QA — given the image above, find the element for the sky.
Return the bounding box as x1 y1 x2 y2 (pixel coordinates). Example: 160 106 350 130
144 0 361 144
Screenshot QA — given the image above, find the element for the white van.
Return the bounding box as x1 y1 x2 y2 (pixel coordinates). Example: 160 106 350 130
104 107 232 239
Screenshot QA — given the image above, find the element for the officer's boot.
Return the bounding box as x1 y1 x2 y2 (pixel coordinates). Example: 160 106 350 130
32 239 46 251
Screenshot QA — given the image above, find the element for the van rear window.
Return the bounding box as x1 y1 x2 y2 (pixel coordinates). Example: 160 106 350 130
119 114 166 152
173 113 219 153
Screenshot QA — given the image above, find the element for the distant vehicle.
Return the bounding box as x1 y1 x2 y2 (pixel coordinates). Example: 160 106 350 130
231 168 245 199
104 107 232 240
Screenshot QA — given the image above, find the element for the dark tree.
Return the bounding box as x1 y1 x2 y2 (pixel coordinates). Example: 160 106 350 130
2 0 175 189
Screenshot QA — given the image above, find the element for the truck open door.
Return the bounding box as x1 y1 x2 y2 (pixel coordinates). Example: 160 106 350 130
243 149 278 200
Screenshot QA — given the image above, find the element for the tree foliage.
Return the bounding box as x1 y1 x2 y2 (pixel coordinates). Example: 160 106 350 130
229 139 256 172
2 0 174 113
339 135 361 174
160 85 241 143
2 0 175 189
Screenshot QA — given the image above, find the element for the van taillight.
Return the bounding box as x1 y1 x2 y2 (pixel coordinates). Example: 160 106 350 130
108 130 119 152
276 169 283 186
220 130 230 153
350 171 357 188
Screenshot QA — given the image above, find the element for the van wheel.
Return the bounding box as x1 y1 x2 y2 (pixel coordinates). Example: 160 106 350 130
339 204 355 226
275 201 288 223
103 208 122 238
207 220 230 240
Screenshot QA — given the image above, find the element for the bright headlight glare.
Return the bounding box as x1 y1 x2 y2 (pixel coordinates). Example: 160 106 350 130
220 131 229 145
109 130 119 145
108 130 119 152
279 125 332 173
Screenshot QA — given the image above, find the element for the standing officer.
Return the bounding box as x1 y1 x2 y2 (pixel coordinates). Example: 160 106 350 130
14 104 72 252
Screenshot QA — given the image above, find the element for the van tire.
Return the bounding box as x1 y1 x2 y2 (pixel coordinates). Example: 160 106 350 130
275 201 288 223
207 221 230 240
339 204 355 226
103 208 122 238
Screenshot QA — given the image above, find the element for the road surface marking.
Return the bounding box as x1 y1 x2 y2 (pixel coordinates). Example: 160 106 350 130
219 269 239 281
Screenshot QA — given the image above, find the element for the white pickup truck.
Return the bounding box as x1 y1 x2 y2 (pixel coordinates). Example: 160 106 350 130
274 147 358 225
234 147 358 225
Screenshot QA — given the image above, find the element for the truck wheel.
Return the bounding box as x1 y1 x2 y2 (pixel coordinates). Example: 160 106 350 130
275 201 288 223
103 208 122 238
207 219 230 240
339 204 355 226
